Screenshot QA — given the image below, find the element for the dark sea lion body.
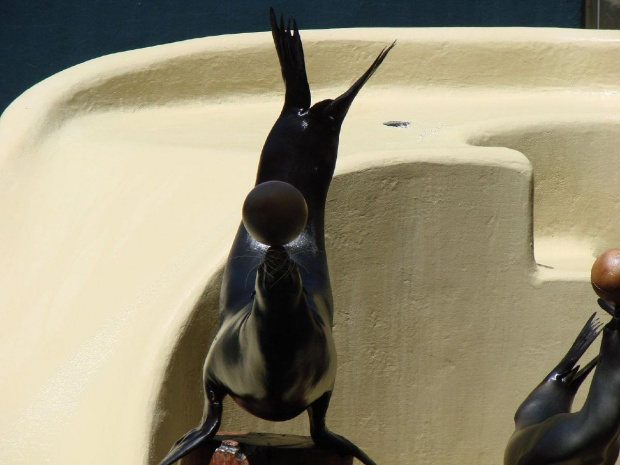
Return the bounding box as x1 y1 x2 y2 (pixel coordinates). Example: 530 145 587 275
505 309 620 465
158 10 393 465
207 241 337 422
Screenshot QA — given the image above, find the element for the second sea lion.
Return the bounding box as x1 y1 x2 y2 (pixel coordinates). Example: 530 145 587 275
505 249 620 465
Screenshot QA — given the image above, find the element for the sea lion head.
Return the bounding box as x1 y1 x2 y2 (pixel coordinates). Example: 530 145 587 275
254 246 304 309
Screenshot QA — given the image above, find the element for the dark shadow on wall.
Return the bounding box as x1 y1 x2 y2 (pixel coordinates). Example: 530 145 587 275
1 0 584 116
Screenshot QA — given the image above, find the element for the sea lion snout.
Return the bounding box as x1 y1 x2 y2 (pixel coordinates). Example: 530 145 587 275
262 246 294 274
253 246 305 312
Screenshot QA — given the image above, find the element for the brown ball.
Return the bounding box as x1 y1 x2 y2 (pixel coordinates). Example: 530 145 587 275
591 248 620 305
242 181 308 247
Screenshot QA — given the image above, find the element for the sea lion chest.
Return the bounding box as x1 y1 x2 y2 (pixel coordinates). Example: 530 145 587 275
204 296 337 421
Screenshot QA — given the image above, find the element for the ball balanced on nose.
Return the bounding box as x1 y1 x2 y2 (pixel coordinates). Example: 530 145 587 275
242 180 308 247
591 248 620 307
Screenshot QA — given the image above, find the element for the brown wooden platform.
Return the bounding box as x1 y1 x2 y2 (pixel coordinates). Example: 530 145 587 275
179 432 353 465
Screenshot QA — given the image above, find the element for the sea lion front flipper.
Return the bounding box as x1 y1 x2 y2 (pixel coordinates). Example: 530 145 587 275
513 313 603 430
158 383 224 465
269 8 311 110
569 354 600 387
555 312 602 377
308 392 377 465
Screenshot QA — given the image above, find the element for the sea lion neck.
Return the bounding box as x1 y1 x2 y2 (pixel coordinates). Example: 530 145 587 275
601 317 620 351
610 306 620 330
255 111 339 208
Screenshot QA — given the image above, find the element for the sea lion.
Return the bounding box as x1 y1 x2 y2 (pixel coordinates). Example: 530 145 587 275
157 10 394 465
505 249 620 465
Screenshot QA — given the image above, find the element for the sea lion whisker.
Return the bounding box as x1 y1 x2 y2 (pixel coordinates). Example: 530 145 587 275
287 249 311 258
263 255 284 270
292 260 309 274
244 262 262 289
264 254 281 265
230 254 263 262
272 260 292 273
266 266 295 289
267 265 292 283
290 248 327 260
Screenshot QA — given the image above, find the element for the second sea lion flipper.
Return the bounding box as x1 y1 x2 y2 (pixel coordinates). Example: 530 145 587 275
568 355 600 388
308 392 377 465
269 8 311 110
555 312 602 376
513 313 603 430
157 384 224 465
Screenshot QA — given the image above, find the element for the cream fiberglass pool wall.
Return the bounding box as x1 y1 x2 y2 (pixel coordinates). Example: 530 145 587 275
1 28 620 465
470 118 620 271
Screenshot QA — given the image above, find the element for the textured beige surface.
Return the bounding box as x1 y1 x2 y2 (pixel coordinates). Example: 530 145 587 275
1 28 620 465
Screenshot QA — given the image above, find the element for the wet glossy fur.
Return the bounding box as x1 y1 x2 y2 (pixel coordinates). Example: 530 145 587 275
158 10 393 465
506 308 620 465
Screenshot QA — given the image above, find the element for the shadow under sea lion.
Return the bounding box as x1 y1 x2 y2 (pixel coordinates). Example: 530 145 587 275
506 271 620 465
157 9 394 465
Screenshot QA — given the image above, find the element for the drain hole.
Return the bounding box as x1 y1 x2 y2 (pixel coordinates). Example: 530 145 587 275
383 121 410 128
